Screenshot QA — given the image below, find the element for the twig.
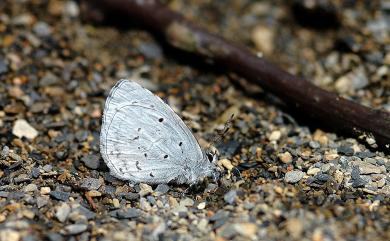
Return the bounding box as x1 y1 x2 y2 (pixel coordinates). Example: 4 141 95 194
90 0 390 151
85 191 98 211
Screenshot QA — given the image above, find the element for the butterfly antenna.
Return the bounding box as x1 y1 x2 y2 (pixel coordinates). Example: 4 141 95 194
208 114 235 150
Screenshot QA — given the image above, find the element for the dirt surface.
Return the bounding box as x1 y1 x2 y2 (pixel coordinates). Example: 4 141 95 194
0 0 389 240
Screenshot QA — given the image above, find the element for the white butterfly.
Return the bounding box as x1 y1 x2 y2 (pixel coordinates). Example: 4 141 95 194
100 79 219 184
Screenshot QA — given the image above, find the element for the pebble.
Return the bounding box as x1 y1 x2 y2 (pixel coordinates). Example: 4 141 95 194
40 187 51 195
233 223 258 239
278 151 293 163
284 170 305 183
81 154 101 170
86 190 101 197
80 178 101 190
353 161 382 174
139 183 153 197
220 222 258 239
23 184 38 192
64 1 79 17
55 202 71 222
36 196 49 208
39 72 59 86
0 229 20 241
119 192 140 201
180 198 194 207
197 202 206 209
286 218 303 238
154 184 170 194
33 21 51 37
49 191 70 201
219 158 234 170
224 190 237 204
337 146 354 156
269 130 281 141
42 164 53 172
111 208 141 219
12 119 38 139
0 57 8 74
112 198 120 208
307 167 321 176
139 43 163 59
335 67 368 93
140 198 152 211
73 205 96 220
309 141 321 149
0 146 9 158
62 224 87 235
252 25 274 55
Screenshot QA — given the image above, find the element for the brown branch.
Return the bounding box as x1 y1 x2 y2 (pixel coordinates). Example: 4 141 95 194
90 0 390 151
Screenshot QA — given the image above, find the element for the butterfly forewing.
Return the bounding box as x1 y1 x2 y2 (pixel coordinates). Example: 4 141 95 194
100 79 204 183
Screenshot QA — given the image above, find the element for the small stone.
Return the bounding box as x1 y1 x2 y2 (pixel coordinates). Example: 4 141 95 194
278 151 293 164
36 196 49 208
233 223 258 239
55 202 71 222
0 146 9 158
219 158 234 170
155 184 170 194
309 141 321 149
337 146 354 156
284 170 305 183
111 208 141 219
307 167 321 176
112 198 120 208
72 205 96 220
31 168 40 178
0 229 20 241
252 25 274 55
86 190 101 197
80 178 101 190
139 183 153 197
377 178 386 188
33 21 51 37
197 202 206 209
269 130 281 141
64 1 80 17
139 43 163 59
140 198 152 211
314 173 330 183
62 224 87 235
180 198 194 207
24 184 38 192
286 218 303 238
335 67 368 93
12 119 38 139
224 190 237 204
42 164 53 172
81 154 100 170
118 192 139 201
40 187 51 195
353 161 382 174
22 209 35 220
0 57 8 74
50 191 70 201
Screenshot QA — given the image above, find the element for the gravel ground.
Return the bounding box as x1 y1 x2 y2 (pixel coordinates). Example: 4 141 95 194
0 0 389 240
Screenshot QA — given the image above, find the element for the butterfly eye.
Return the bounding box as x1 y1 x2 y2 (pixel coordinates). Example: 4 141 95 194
206 152 214 162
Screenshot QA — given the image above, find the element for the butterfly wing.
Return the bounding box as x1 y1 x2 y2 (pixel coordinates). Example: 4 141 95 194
100 79 205 183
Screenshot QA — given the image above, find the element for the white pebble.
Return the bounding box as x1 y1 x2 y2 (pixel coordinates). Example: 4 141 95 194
12 119 38 139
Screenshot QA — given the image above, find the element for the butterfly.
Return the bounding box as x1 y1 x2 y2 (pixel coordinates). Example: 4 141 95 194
100 79 220 184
